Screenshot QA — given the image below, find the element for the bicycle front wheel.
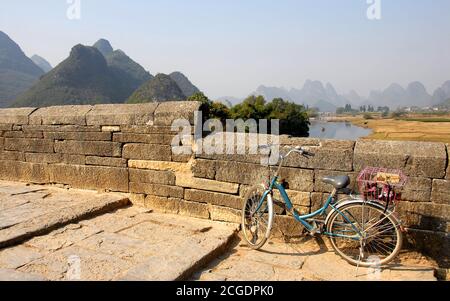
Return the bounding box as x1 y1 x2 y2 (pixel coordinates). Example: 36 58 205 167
327 201 402 267
241 185 274 250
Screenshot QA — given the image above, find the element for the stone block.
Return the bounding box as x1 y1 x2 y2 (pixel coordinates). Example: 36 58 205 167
86 156 127 167
129 182 184 198
22 125 101 132
154 101 201 126
354 140 447 178
401 177 432 202
214 160 269 185
55 140 121 157
0 124 13 131
311 192 349 213
282 138 355 171
273 190 310 207
4 138 54 153
273 215 304 237
175 172 239 194
129 193 146 207
122 144 171 161
121 125 185 134
272 167 314 192
3 131 43 139
184 189 243 209
0 160 49 183
49 164 128 192
0 108 36 124
397 202 449 232
86 103 158 126
113 133 175 145
314 170 356 193
191 159 216 179
62 154 86 165
129 169 175 185
144 195 179 214
0 137 3 150
44 131 111 141
102 126 121 132
178 199 210 219
0 151 25 161
209 205 241 223
128 160 191 173
29 105 92 125
25 153 62 164
431 179 450 205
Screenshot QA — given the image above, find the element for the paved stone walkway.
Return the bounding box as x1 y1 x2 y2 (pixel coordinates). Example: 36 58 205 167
0 181 439 281
192 235 437 281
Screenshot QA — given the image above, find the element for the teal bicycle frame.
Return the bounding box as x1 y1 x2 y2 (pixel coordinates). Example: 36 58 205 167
257 175 362 241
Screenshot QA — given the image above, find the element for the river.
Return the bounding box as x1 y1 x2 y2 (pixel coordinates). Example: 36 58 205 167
309 121 372 140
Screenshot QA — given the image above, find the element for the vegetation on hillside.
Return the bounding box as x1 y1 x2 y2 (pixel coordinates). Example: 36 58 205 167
127 73 186 103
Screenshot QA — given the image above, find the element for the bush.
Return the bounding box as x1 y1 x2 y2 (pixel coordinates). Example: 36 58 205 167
363 113 374 120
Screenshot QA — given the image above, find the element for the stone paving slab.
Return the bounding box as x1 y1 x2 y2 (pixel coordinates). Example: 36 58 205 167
0 181 129 248
192 235 437 281
0 207 239 281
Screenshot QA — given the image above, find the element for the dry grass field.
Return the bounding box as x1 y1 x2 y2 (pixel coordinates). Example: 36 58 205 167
331 115 450 143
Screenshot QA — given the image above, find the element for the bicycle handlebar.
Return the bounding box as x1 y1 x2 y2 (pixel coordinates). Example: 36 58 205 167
258 144 315 159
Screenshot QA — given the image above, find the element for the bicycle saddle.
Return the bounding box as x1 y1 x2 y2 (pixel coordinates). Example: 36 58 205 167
321 175 350 189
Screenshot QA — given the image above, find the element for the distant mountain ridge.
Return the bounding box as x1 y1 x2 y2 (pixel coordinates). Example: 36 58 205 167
127 73 186 103
31 55 52 73
0 31 44 107
251 80 450 112
13 44 137 107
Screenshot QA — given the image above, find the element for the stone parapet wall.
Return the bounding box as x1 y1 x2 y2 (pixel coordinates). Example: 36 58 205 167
0 103 448 266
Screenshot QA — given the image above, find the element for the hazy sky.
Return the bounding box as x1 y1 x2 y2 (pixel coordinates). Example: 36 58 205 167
1 0 449 98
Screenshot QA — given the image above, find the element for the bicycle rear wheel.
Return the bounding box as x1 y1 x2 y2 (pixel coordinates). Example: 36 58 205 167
327 201 402 267
241 185 274 250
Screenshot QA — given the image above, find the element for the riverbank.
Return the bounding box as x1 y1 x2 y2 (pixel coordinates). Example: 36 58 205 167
329 115 450 143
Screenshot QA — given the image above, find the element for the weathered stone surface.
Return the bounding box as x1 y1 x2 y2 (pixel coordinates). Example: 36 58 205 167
129 169 175 185
0 137 3 150
22 124 101 132
4 138 54 153
184 189 243 209
49 164 129 192
0 245 44 269
0 108 36 125
154 101 201 126
0 161 49 183
29 105 92 126
122 143 171 161
209 205 240 223
86 103 158 126
273 190 310 207
0 124 13 131
0 151 25 161
431 180 450 205
0 268 46 281
130 182 184 198
121 125 186 134
354 140 447 178
273 215 304 237
402 177 432 202
397 202 449 232
86 156 127 167
129 193 145 206
314 169 356 193
311 192 350 212
128 160 191 173
44 131 111 141
191 159 216 179
176 172 239 194
273 167 314 192
113 133 175 145
55 140 121 157
102 125 121 132
25 153 61 164
144 195 179 214
214 160 269 185
282 138 355 171
3 131 43 139
178 199 210 219
62 154 86 165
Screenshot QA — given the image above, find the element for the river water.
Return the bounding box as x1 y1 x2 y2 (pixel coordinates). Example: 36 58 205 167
309 121 372 140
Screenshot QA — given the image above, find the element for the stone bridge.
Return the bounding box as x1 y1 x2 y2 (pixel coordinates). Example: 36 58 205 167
0 102 448 274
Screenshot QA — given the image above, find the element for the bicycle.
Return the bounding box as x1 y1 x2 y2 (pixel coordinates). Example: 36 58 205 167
241 145 404 267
